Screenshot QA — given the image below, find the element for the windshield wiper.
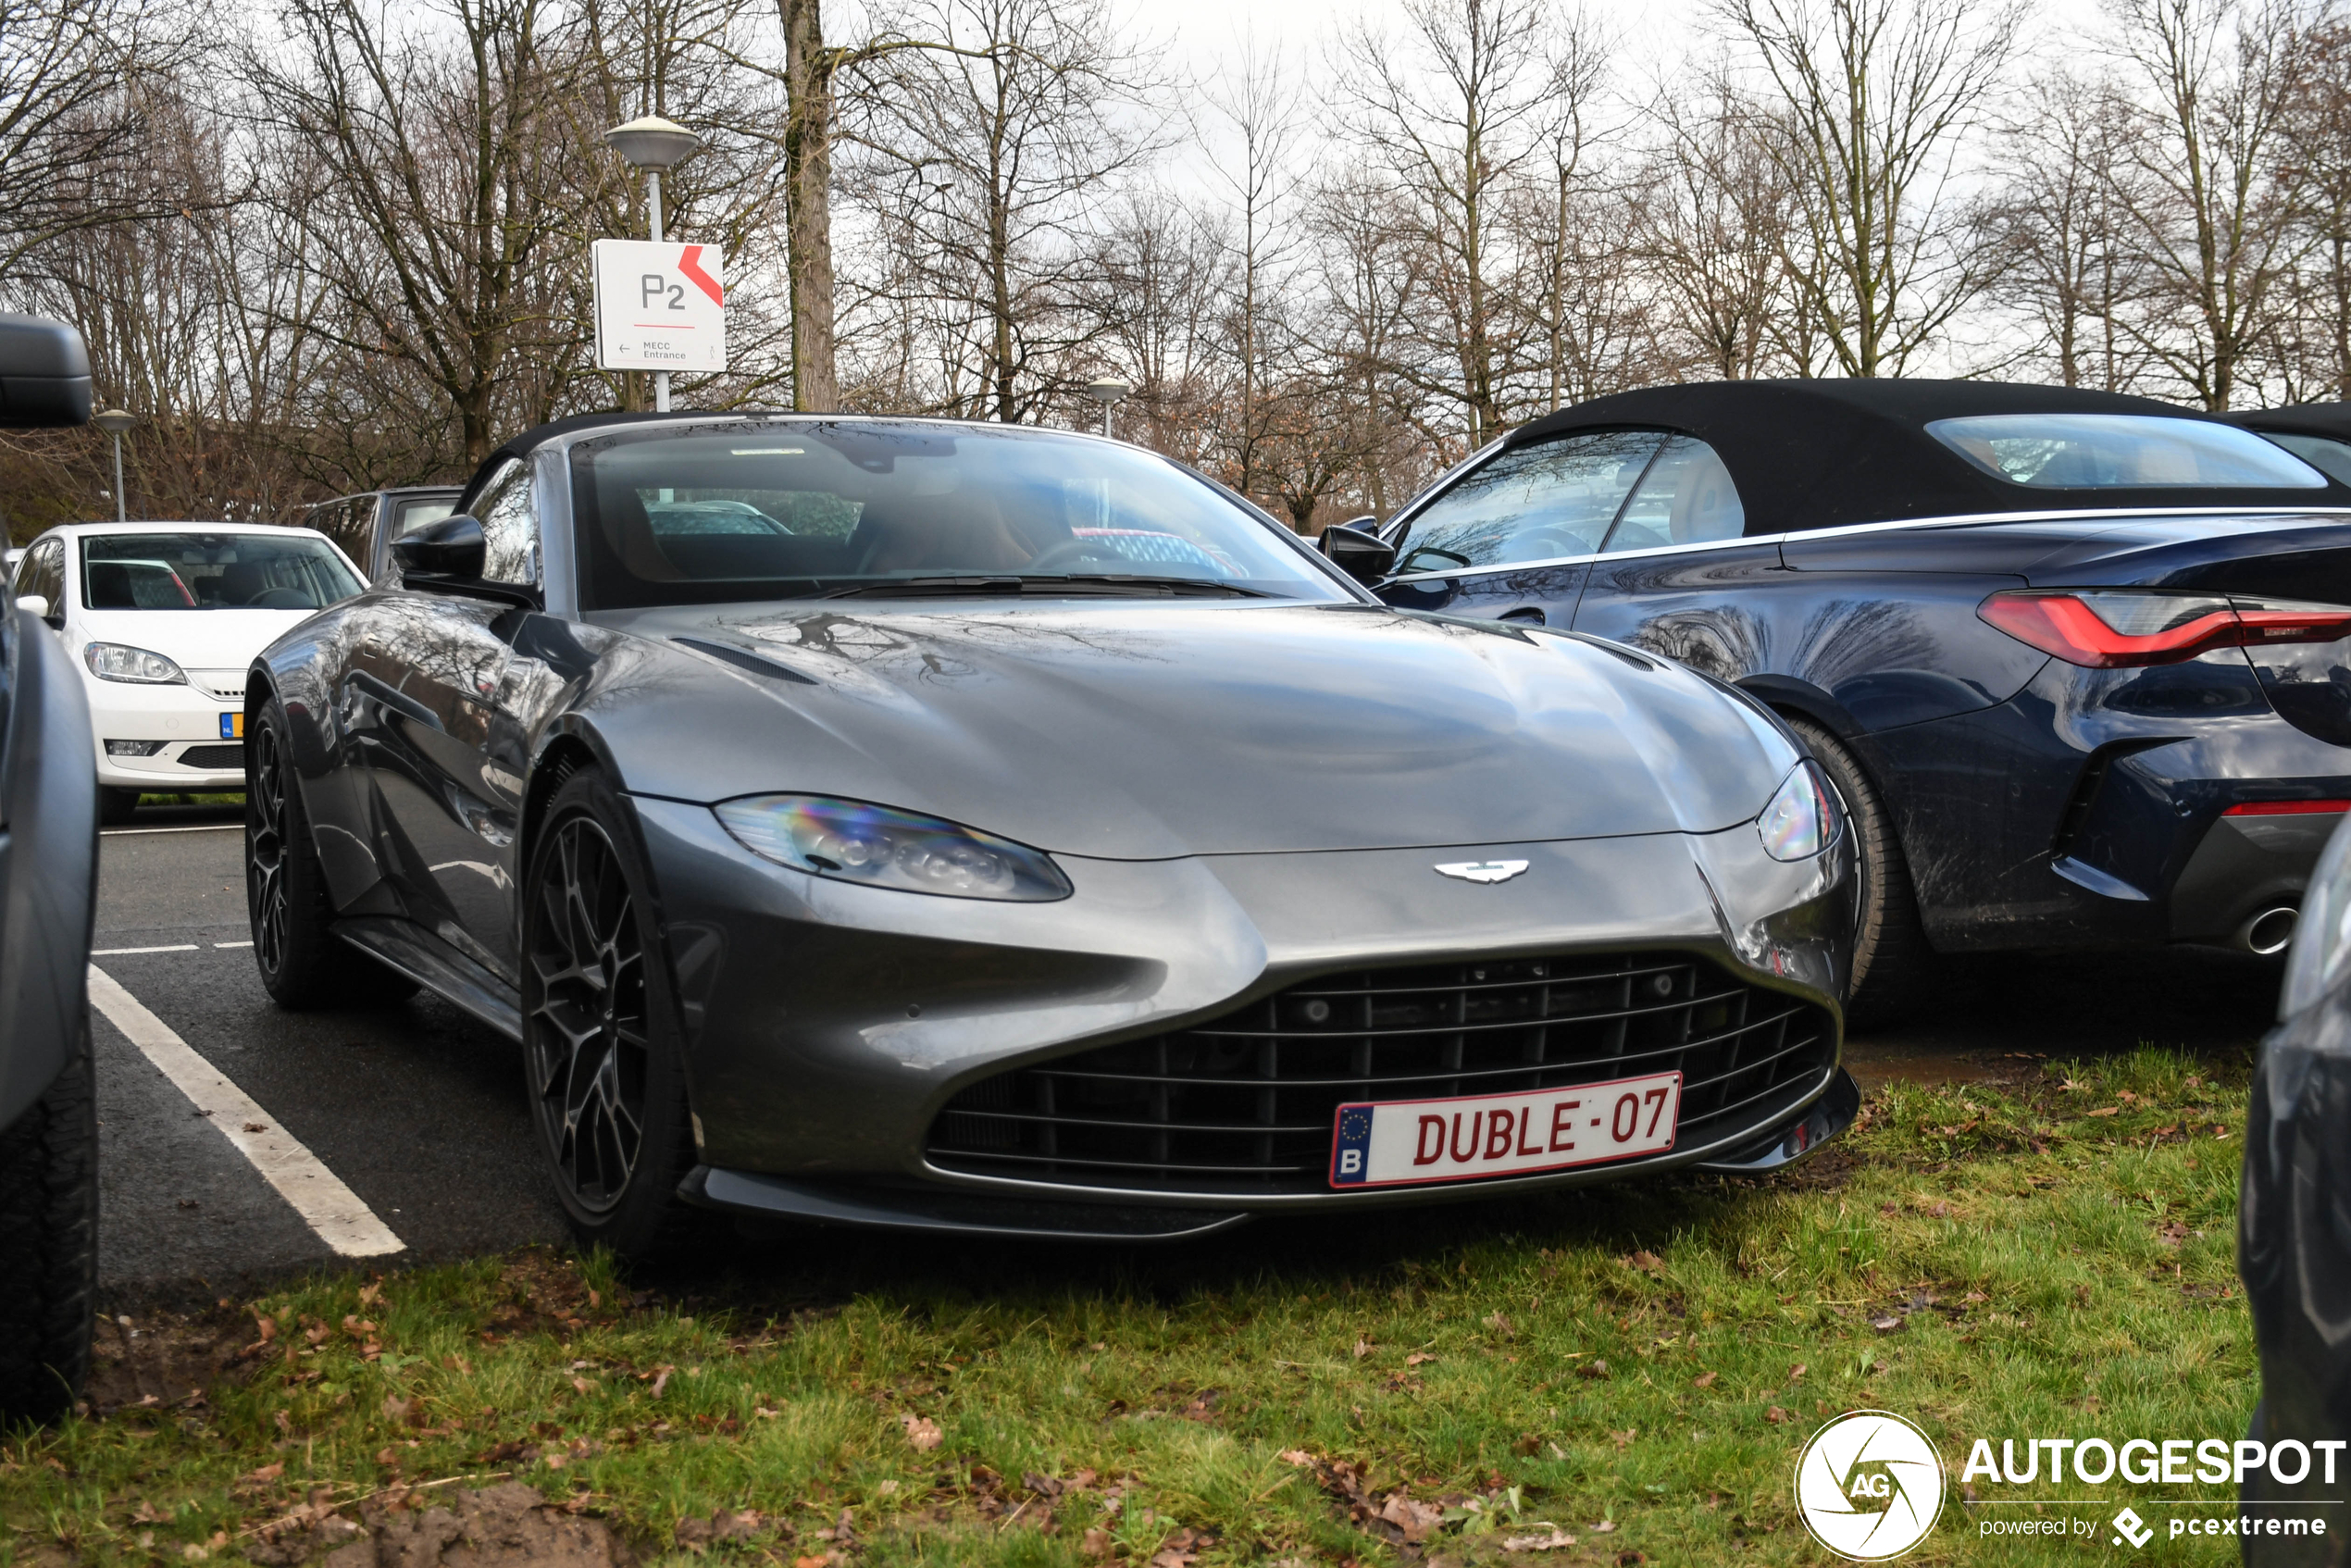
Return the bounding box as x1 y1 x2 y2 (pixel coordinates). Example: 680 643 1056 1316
818 574 1275 600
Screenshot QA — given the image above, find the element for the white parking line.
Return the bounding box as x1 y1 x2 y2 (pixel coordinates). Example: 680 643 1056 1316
86 965 404 1257
93 944 200 956
102 823 243 836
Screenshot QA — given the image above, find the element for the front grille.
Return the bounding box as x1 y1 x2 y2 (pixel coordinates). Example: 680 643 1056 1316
926 951 1836 1195
178 743 244 769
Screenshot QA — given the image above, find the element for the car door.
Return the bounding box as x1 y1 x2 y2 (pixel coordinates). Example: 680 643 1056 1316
15 539 63 629
1565 435 1786 679
1375 430 1670 627
367 459 554 980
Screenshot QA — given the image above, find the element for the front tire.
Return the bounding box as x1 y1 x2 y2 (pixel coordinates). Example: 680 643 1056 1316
245 697 417 1010
1782 716 1934 1029
0 1024 97 1425
521 769 695 1258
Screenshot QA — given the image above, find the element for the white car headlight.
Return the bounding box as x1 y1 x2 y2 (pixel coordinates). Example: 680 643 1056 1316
83 641 187 684
713 794 1072 902
2283 815 2351 1018
1758 760 1840 862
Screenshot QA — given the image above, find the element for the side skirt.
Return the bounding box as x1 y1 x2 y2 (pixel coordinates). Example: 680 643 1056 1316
335 916 522 1041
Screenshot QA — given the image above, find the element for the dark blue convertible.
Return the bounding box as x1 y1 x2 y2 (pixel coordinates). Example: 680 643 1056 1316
1335 380 2351 1021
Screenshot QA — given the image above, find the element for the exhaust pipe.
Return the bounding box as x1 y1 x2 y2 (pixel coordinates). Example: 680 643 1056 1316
2239 904 2299 956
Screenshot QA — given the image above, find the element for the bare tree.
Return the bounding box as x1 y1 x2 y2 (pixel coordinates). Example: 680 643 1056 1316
1711 0 2021 376
1638 71 1802 379
1977 71 2146 389
2272 16 2351 396
1333 0 1585 442
1201 38 1306 497
2103 0 2310 407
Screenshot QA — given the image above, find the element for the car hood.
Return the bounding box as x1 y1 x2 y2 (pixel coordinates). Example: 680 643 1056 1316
582 601 1800 859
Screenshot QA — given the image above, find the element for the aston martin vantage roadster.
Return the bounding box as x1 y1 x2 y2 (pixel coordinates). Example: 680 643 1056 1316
244 413 1860 1251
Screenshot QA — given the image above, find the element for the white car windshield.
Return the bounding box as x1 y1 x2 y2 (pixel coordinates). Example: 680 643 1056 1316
568 420 1349 608
81 533 364 611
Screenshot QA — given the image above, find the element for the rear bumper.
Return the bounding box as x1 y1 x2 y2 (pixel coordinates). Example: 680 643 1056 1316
2239 1007 2351 1561
0 611 97 1129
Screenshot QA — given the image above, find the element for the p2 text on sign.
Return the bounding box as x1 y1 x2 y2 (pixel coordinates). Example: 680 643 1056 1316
591 239 727 373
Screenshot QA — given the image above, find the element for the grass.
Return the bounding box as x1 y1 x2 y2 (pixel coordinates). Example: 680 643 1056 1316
0 1049 2258 1567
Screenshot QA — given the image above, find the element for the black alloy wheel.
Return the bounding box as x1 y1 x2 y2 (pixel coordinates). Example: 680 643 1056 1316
245 697 417 1009
521 770 693 1253
1782 715 1935 1030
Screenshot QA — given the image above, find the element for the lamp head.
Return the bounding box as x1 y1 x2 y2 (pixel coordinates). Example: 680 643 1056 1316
605 116 702 170
1084 379 1131 406
92 408 135 435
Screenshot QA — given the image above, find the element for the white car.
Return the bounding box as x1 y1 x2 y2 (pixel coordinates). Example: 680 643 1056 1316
9 522 365 823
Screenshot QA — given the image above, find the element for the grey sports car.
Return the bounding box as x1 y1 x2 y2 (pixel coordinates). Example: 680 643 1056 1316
245 413 1862 1251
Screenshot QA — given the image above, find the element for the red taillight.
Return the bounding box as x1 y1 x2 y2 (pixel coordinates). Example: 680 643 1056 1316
1978 591 2351 668
2224 800 2351 815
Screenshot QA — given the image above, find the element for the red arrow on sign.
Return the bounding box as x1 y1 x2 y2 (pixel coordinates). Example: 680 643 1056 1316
678 245 723 306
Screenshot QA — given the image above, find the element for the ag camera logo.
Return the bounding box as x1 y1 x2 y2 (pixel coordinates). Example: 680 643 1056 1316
1795 1411 1945 1561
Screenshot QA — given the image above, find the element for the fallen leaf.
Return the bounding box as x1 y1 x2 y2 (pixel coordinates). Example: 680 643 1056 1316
1081 1528 1114 1559
1624 1251 1664 1274
1961 1290 1988 1304
1787 1363 1808 1382
1405 1351 1437 1366
1378 1493 1444 1544
1484 1313 1516 1338
2088 1106 2121 1118
244 1122 267 1133
570 1377 591 1395
1611 1428 1637 1449
1692 1371 1719 1388
1764 1406 1790 1425
1503 1530 1578 1551
901 1412 943 1451
356 1285 382 1306
1278 1449 1316 1466
1592 1519 1618 1533
243 1462 285 1484
1512 1434 1541 1456
649 1367 671 1399
1353 1337 1374 1359
1871 1315 1905 1334
1578 1359 1611 1380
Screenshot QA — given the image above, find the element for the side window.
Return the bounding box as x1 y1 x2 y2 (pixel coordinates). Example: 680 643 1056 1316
313 497 374 567
1599 436 1745 554
21 539 64 611
1396 431 1666 574
471 462 539 585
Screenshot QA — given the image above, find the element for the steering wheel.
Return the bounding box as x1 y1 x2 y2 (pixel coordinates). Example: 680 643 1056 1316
1026 538 1135 573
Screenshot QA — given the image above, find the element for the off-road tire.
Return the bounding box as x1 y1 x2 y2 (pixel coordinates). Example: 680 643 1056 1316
0 1023 97 1425
98 788 139 827
1782 716 1935 1030
520 768 697 1259
245 696 417 1010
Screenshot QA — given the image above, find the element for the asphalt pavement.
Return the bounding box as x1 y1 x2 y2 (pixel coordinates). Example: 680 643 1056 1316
85 803 2286 1299
92 808 565 1293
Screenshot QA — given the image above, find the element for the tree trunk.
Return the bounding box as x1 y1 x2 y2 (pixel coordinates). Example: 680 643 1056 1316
782 0 840 412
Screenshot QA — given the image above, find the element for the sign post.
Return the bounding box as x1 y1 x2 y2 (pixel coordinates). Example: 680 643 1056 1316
601 115 707 411
591 241 728 384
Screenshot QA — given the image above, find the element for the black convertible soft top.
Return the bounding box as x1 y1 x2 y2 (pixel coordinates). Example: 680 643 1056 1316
1506 379 2351 536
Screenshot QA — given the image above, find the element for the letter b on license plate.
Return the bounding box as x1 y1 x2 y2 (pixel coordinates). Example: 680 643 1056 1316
1329 1070 1681 1188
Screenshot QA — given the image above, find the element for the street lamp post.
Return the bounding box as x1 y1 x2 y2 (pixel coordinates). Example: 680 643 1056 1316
603 116 703 414
92 408 134 523
1084 379 1131 440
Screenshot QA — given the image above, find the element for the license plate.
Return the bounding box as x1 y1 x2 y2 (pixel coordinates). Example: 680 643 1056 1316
1329 1069 1682 1188
219 712 243 740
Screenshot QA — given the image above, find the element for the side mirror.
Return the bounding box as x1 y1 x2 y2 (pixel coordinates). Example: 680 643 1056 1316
16 593 48 621
1318 523 1397 585
391 512 488 579
0 315 93 428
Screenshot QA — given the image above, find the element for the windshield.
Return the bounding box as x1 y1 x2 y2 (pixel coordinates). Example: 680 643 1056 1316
81 532 364 611
569 420 1349 608
2255 430 2351 487
1927 414 2329 490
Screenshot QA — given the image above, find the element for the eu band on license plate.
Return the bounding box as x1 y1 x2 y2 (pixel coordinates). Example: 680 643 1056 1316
1329 1069 1682 1188
219 712 244 740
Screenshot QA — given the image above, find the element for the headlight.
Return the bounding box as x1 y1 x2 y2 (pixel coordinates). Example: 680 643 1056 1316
1758 760 1839 862
83 641 187 684
713 794 1073 902
2283 815 2351 1017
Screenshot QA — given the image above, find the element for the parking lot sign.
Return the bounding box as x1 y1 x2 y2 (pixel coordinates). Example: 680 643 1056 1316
591 239 727 373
